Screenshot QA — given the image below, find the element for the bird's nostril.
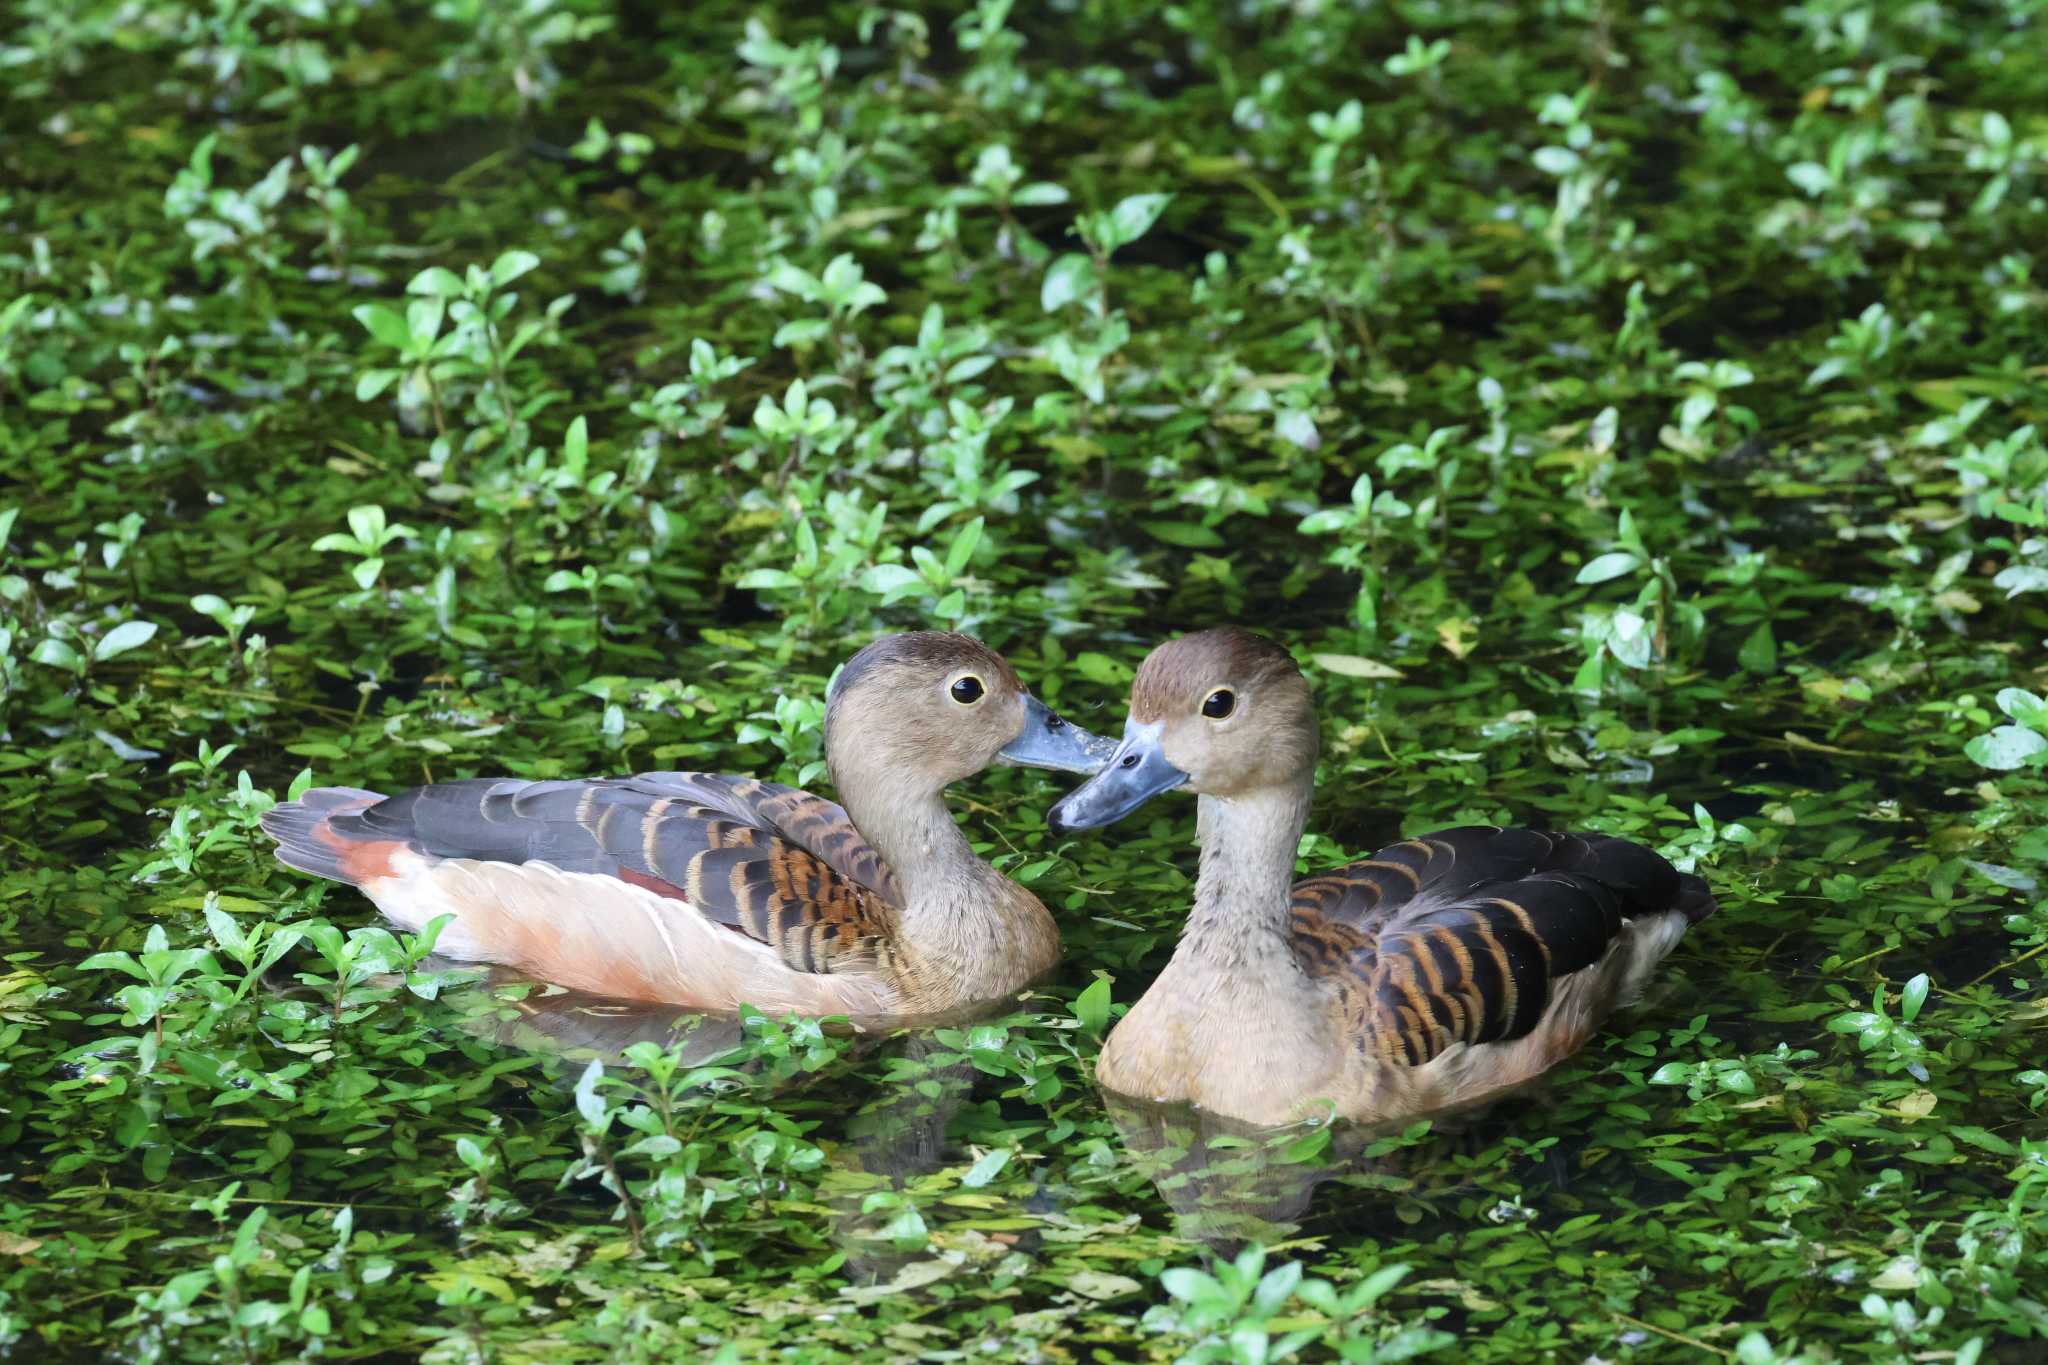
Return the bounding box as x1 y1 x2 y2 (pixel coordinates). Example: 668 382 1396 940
1047 715 1065 729
1120 753 1139 769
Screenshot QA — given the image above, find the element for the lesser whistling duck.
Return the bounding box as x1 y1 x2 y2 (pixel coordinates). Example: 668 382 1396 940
1048 627 1717 1127
262 632 1113 1022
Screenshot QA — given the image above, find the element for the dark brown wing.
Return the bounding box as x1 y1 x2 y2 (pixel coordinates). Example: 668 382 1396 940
306 773 899 975
1290 826 1715 1066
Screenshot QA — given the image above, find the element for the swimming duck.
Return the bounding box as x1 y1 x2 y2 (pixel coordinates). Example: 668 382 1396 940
1048 627 1717 1127
262 632 1114 1021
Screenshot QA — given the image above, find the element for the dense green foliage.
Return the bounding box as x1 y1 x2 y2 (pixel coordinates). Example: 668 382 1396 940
5 0 2048 1358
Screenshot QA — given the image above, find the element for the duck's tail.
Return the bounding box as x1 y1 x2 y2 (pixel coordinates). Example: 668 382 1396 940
1674 872 1720 925
258 787 388 883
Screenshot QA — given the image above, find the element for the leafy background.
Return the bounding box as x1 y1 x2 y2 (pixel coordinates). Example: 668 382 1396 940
3 0 2047 1359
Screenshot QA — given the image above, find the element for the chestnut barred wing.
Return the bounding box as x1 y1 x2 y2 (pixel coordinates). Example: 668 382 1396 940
318 772 901 974
1291 827 1717 1066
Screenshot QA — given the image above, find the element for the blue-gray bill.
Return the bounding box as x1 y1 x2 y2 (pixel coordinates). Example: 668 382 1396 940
1046 723 1190 833
996 695 1119 774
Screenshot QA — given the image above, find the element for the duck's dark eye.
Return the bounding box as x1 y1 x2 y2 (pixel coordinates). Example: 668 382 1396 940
950 675 986 704
1202 688 1236 719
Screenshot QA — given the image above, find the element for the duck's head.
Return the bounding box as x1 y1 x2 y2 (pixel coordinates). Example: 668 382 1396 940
826 632 1115 793
1048 628 1317 833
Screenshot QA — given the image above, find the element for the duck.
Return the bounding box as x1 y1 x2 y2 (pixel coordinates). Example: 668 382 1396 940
261 632 1114 1022
1047 627 1718 1127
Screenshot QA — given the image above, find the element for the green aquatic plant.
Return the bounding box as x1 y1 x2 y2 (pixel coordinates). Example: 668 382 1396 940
5 0 2048 1357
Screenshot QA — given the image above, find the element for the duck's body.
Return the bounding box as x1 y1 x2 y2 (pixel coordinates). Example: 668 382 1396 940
1097 816 1713 1125
262 634 1111 1021
1054 629 1717 1127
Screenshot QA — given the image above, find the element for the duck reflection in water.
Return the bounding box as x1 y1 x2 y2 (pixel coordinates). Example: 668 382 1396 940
436 972 1019 1285
1099 1085 1596 1255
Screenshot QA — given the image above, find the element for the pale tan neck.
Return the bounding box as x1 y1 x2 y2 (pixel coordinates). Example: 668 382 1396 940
831 764 1056 1004
1097 775 1336 1117
1173 779 1315 979
838 771 1003 910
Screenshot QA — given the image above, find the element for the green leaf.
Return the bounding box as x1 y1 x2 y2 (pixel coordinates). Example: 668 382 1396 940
1965 725 2047 770
1899 973 1929 1023
1738 621 1778 673
944 517 984 577
346 505 387 547
355 369 399 402
1159 1267 1216 1303
1576 552 1642 585
1139 521 1224 548
1074 652 1133 686
490 251 541 288
773 318 830 348
960 1147 1011 1188
1040 253 1095 312
1072 975 1112 1035
1311 653 1403 679
1605 609 1655 669
93 620 158 661
562 415 589 476
351 303 413 351
1993 566 2048 598
1105 192 1172 250
1012 182 1069 206
30 638 83 672
1995 688 2048 729
407 266 465 298
861 564 924 598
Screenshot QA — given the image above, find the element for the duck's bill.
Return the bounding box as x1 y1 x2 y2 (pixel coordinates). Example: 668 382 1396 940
997 695 1119 775
1046 722 1189 833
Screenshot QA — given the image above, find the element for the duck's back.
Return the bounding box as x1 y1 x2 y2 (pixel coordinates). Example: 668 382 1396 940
261 774 905 1013
1289 826 1716 1108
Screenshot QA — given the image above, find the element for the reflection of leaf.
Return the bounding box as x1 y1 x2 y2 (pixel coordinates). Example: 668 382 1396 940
837 1256 963 1305
1064 1270 1143 1301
